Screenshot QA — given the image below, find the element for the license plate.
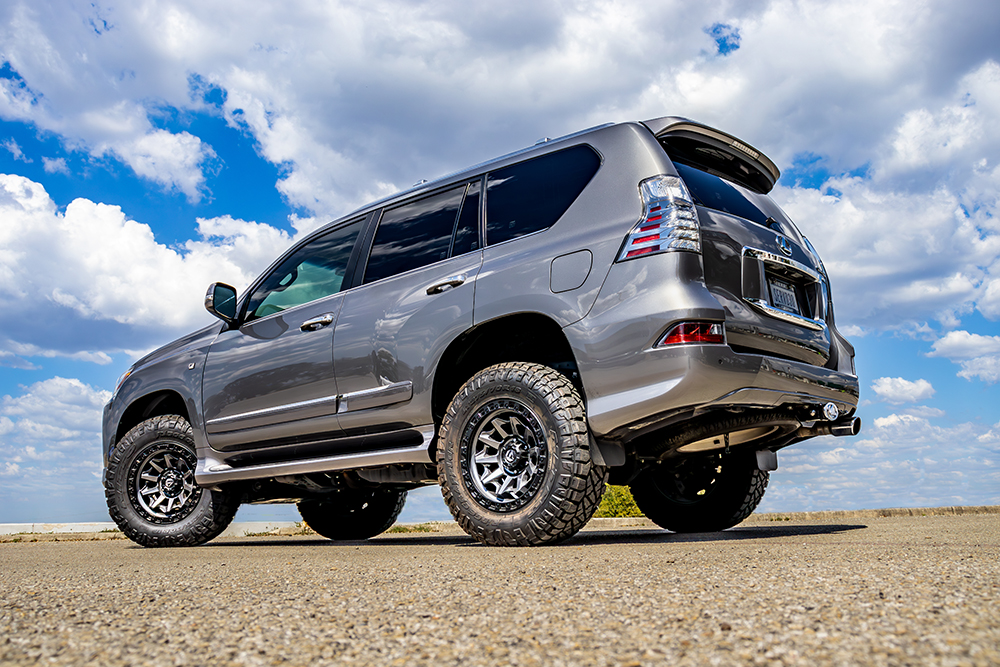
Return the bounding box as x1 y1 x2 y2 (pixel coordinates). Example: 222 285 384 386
768 278 800 315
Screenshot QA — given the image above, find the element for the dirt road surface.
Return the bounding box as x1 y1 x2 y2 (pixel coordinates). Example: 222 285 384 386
2 513 997 666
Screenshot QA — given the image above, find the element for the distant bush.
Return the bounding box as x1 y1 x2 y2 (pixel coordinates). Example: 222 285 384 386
595 485 644 518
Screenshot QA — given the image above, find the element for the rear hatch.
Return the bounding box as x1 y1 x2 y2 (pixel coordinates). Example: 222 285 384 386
645 118 832 367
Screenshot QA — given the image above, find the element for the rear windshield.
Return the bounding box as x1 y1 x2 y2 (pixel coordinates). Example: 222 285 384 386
674 161 781 228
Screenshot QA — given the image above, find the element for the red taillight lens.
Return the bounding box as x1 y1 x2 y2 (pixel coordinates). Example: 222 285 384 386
617 175 701 262
657 322 725 347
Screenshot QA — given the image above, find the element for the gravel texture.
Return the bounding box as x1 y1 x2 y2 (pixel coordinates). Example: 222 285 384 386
1 514 997 666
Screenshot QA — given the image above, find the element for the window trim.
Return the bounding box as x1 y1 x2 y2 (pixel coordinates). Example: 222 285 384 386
357 180 483 286
235 214 369 326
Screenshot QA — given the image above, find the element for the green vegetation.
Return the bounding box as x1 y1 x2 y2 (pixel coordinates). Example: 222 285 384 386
387 523 435 533
594 485 644 518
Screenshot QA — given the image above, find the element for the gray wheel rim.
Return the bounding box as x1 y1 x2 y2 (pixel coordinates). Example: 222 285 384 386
463 399 548 512
128 441 202 524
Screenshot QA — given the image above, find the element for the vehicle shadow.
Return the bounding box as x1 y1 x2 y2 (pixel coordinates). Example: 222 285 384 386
562 523 868 546
202 522 867 549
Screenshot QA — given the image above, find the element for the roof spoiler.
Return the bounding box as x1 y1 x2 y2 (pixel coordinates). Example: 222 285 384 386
641 116 780 194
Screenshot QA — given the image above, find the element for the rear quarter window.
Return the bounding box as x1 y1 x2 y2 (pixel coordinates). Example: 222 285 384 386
485 144 601 246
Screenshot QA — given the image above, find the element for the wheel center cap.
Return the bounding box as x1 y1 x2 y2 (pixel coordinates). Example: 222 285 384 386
159 470 184 498
499 438 530 475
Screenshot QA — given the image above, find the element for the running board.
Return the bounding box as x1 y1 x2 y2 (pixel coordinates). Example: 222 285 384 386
195 426 435 487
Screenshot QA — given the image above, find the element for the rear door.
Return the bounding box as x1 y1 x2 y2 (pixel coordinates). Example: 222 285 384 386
333 181 483 436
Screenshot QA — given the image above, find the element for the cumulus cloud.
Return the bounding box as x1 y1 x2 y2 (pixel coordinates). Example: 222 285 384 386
0 5 215 201
928 330 1000 383
871 377 935 404
0 0 996 327
0 377 110 521
930 330 1000 359
761 413 1000 512
0 173 294 364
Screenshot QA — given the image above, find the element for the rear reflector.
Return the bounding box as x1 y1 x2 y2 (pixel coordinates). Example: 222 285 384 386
657 322 725 347
617 175 701 261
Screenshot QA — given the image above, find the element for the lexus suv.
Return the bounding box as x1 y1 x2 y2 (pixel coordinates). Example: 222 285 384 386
103 116 860 547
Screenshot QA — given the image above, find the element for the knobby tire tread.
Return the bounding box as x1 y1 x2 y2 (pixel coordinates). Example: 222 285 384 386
105 415 239 548
437 362 606 546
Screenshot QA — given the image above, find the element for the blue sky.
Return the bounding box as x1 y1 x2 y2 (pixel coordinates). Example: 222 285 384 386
1 0 998 524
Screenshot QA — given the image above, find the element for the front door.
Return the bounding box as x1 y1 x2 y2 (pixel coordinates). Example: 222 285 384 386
202 219 363 452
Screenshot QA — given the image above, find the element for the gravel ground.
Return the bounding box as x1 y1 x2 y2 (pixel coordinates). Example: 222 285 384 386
1 514 997 666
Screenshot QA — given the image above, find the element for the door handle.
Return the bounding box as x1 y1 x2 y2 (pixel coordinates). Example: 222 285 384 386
426 274 467 295
300 313 336 331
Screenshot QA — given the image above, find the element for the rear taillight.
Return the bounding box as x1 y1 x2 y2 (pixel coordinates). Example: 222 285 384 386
618 175 701 261
656 322 725 347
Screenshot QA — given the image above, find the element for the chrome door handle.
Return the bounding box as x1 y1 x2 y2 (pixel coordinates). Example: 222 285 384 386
300 313 336 331
426 274 467 295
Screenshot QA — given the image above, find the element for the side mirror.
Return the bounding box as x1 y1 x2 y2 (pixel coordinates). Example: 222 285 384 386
205 282 238 324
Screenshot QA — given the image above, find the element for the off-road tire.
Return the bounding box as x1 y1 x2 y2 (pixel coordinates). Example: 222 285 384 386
105 415 240 547
629 449 768 533
437 362 607 546
298 489 407 540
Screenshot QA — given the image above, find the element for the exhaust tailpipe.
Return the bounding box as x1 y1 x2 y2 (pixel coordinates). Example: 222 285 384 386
796 416 861 439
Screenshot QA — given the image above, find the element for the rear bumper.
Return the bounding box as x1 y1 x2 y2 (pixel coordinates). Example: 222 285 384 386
578 343 858 441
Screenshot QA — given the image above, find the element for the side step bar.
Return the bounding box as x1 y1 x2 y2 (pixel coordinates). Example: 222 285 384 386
195 426 435 488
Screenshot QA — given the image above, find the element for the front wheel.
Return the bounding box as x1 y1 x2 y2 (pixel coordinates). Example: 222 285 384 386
298 488 407 540
105 415 240 547
437 362 606 546
629 450 768 533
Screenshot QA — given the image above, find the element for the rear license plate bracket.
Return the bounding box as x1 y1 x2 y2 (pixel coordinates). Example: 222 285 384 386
767 276 801 316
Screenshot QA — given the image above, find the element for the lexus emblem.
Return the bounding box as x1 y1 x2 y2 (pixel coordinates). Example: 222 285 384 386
776 234 793 256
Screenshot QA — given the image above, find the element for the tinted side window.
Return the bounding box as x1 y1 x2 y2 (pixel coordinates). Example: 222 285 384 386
451 180 480 256
673 161 769 226
364 185 466 284
485 144 601 246
245 220 362 321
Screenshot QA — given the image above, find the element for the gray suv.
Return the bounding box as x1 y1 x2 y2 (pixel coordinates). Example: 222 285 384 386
103 116 860 547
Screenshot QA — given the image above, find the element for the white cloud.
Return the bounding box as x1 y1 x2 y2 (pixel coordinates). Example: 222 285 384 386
0 173 295 364
929 330 1000 359
776 178 999 328
108 129 215 202
3 137 30 162
761 413 1000 512
928 330 1000 383
41 156 68 174
955 357 1000 384
1 0 995 328
0 377 111 521
0 4 215 200
870 377 935 404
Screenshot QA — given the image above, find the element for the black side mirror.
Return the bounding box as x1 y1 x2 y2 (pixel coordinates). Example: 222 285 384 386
205 282 238 324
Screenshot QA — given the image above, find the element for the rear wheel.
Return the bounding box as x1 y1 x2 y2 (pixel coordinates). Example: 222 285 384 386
105 415 239 547
629 449 768 533
297 488 407 540
437 362 606 546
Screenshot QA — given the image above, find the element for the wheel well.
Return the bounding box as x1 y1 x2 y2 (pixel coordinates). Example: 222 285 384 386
115 391 190 444
432 313 581 425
